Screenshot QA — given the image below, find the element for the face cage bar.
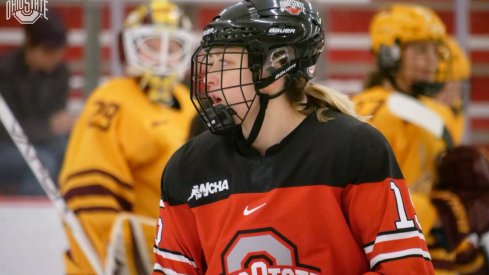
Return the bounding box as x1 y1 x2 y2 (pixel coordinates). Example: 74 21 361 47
123 26 194 78
191 45 258 135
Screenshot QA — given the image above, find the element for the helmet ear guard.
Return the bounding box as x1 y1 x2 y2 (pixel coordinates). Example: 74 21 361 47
378 43 401 72
256 46 298 92
263 47 293 76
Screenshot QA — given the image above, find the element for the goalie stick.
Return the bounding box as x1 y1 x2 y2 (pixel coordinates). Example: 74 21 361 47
0 93 105 275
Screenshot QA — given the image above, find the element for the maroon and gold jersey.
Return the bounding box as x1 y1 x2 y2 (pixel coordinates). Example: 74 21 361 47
153 111 434 274
353 87 455 195
59 77 195 274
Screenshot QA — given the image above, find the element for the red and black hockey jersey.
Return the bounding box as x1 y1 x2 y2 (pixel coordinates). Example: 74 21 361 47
153 110 434 275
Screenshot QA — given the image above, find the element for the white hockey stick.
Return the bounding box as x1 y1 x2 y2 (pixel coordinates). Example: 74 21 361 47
0 94 105 275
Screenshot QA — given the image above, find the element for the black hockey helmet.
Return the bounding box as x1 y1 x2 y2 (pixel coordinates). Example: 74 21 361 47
191 0 325 139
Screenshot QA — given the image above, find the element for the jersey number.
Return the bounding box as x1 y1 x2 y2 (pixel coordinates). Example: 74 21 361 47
155 218 163 245
89 101 119 131
390 181 417 229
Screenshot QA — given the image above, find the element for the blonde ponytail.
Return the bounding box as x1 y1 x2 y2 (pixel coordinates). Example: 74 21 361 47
295 82 366 122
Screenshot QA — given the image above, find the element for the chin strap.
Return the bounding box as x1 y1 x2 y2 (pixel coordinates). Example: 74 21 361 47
386 70 445 98
243 72 299 146
411 81 445 97
244 93 269 146
243 69 303 145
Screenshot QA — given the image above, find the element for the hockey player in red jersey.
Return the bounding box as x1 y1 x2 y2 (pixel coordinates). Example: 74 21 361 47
152 0 434 274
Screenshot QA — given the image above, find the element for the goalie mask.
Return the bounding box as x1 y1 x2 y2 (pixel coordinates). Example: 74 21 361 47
191 0 324 141
122 0 195 104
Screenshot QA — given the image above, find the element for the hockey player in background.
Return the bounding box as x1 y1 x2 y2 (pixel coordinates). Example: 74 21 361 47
58 0 195 274
353 3 455 196
354 4 487 274
152 0 434 274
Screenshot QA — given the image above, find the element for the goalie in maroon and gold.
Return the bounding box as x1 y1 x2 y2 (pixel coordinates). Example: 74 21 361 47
58 0 196 274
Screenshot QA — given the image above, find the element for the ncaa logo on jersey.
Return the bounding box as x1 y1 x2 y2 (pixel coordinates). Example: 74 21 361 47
221 228 321 275
187 179 229 201
279 0 305 15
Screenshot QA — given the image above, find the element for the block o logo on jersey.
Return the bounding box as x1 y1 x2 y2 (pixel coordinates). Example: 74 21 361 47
221 228 320 275
6 0 48 24
279 0 305 15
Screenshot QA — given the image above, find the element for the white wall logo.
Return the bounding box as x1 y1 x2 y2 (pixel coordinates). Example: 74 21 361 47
279 0 305 15
6 0 48 24
188 179 229 201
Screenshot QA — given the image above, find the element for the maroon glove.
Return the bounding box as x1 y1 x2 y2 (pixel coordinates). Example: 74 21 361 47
436 146 489 235
436 146 489 193
431 190 470 250
462 192 489 235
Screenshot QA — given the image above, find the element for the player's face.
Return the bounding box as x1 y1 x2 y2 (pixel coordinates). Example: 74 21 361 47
397 41 440 90
199 47 257 122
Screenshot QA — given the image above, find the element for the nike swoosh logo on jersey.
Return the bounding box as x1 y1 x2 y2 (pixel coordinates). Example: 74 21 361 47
243 203 267 216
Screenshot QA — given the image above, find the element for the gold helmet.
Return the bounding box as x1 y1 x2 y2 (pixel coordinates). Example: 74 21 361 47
122 0 195 104
443 36 471 81
370 3 446 54
370 4 448 96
